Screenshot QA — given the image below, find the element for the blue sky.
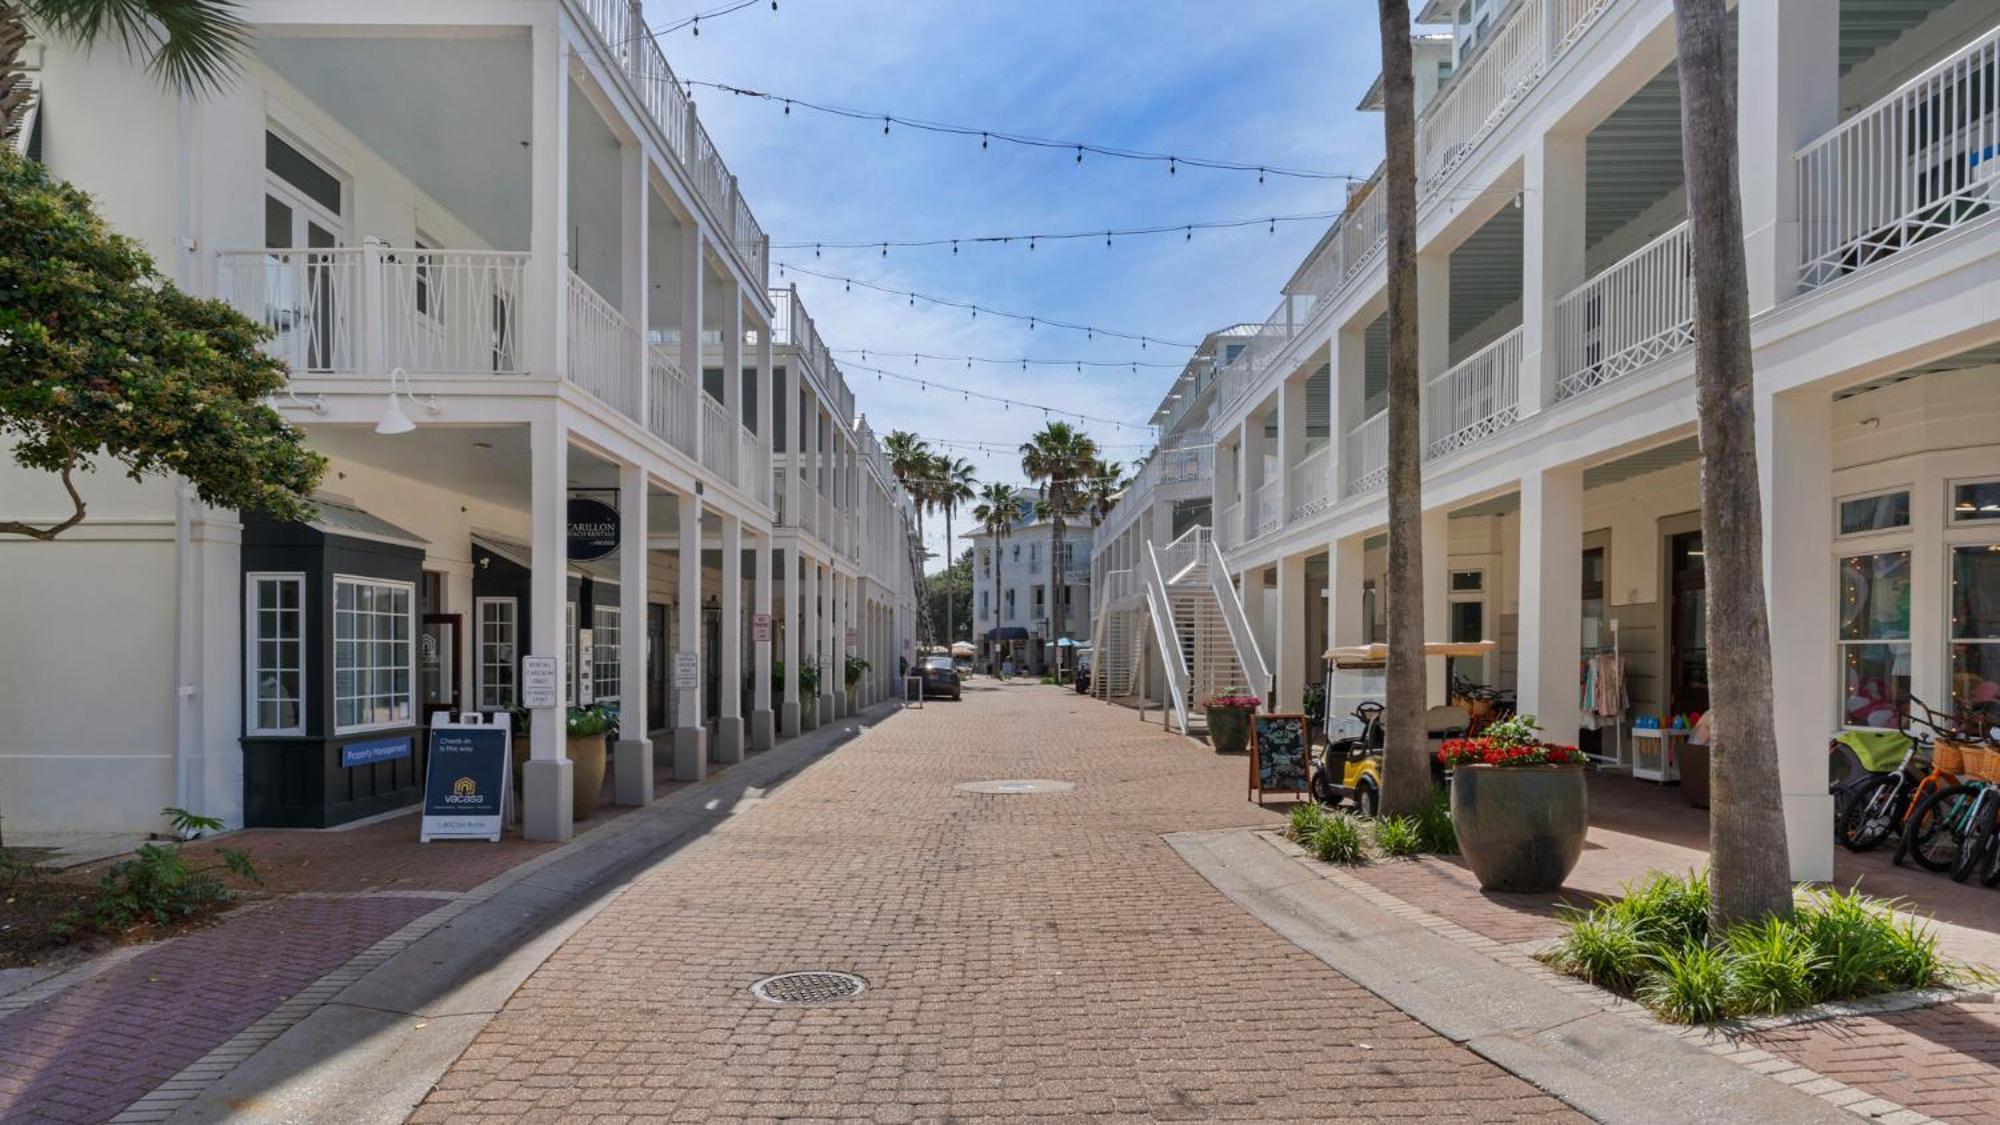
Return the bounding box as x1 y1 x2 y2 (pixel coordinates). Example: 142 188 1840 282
642 1 1392 567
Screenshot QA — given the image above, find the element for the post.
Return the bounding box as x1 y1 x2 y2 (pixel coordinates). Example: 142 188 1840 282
1518 130 1586 417
524 411 573 840
820 561 837 724
1739 0 1839 312
1422 506 1450 706
1327 535 1366 714
714 513 745 763
621 137 648 421
615 462 652 804
1517 463 1584 750
1417 249 1451 450
1277 371 1307 522
526 14 570 379
681 223 704 463
781 544 801 736
1275 552 1307 713
1334 324 1366 495
757 307 775 500
674 489 705 778
752 529 775 749
802 558 821 730
722 278 743 488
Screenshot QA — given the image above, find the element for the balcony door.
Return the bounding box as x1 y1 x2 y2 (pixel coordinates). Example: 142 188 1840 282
264 131 346 372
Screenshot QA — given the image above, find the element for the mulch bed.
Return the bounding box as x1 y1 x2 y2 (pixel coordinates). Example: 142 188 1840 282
0 852 242 971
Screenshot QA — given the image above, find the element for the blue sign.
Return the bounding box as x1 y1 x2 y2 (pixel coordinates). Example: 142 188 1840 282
421 724 510 841
567 497 620 561
341 736 412 769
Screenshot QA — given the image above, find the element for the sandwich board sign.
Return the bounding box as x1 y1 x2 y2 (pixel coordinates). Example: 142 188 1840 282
1249 713 1310 805
421 715 510 842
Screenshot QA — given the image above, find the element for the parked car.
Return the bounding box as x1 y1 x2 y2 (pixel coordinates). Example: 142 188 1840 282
918 654 962 701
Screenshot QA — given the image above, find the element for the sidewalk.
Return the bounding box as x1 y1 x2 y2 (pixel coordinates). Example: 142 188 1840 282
0 707 898 1125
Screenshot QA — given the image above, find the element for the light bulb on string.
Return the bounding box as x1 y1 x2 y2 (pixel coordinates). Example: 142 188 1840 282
1076 145 1084 164
882 117 891 135
1168 156 1176 176
783 99 791 115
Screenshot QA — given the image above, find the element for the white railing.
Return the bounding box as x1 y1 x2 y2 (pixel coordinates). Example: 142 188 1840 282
741 424 768 504
380 249 527 374
1419 0 1548 186
647 345 698 457
1092 437 1215 554
1215 501 1242 551
566 270 641 419
1103 568 1136 606
1160 524 1209 584
1140 542 1192 734
1287 446 1333 523
1553 221 1693 402
1206 534 1272 704
1250 479 1282 540
700 394 737 481
1797 24 2000 290
1426 326 1523 460
771 465 789 523
1344 411 1388 497
217 248 366 374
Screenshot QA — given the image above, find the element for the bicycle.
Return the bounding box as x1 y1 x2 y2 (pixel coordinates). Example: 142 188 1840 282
1835 697 1960 852
1893 701 2000 871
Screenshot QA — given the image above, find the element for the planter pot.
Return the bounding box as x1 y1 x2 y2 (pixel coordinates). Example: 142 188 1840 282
1207 707 1251 754
568 733 607 821
1680 744 1711 809
1450 764 1587 893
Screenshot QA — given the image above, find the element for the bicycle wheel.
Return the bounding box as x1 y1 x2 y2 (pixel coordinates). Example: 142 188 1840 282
1952 797 1997 884
1903 785 1973 873
1837 776 1900 851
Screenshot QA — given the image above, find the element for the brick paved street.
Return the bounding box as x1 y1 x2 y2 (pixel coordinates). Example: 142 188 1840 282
416 682 1579 1123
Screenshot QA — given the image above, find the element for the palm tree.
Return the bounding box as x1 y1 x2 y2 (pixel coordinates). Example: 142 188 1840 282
884 431 938 638
1673 0 1790 927
933 454 976 644
973 480 1019 671
1084 458 1126 528
3 0 249 140
1375 0 1431 818
1020 422 1098 678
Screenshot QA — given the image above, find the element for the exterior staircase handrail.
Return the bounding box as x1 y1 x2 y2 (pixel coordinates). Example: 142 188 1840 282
1205 534 1273 703
1141 541 1192 734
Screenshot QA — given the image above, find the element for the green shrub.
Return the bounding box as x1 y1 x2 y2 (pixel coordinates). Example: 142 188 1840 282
57 807 258 936
1542 909 1652 993
1288 802 1327 844
1609 869 1710 949
1726 917 1824 1016
1309 813 1368 865
1639 942 1735 1024
1415 794 1457 855
1374 816 1424 857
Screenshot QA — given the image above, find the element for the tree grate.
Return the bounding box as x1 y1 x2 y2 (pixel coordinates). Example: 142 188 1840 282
750 971 868 1005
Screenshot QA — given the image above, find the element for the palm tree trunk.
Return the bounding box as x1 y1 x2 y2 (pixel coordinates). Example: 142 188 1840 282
944 506 955 645
1050 515 1066 679
1674 0 1792 927
1376 0 1430 818
994 553 1005 672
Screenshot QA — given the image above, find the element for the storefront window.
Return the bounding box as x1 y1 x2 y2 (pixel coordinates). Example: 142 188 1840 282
248 574 304 734
1839 552 1911 729
477 597 517 709
333 577 413 732
565 601 576 695
1952 545 2000 723
1839 490 1910 536
593 606 621 704
1952 479 2000 525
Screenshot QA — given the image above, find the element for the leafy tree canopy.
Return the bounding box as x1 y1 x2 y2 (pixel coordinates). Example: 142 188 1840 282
0 150 323 538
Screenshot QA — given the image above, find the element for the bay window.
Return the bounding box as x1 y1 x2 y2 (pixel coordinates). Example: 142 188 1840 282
247 573 304 735
1838 551 1911 729
333 576 414 733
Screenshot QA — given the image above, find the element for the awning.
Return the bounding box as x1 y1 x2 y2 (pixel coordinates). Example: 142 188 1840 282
311 496 428 549
987 627 1029 641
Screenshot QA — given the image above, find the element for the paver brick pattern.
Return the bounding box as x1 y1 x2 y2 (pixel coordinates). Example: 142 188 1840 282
1748 1002 2000 1124
416 682 1581 1123
0 895 444 1124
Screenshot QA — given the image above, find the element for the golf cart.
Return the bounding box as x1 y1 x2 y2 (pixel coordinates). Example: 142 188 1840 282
1309 642 1494 814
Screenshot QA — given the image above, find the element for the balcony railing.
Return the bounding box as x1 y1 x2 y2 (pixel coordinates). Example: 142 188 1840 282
1343 411 1388 497
1250 479 1282 540
1215 501 1241 552
1418 0 1613 188
1554 221 1693 402
647 345 698 458
1797 23 2000 290
1287 446 1333 523
699 393 738 481
1426 327 1523 460
567 270 640 418
741 424 769 505
218 247 531 377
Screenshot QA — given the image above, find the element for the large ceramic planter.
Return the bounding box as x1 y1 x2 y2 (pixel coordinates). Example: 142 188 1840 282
1450 764 1587 892
1206 707 1251 754
568 733 607 821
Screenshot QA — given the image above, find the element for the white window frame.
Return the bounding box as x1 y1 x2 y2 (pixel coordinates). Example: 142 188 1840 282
476 596 519 711
1950 541 2000 716
246 572 306 736
1836 550 1913 732
593 604 622 704
1836 485 1914 540
332 575 416 735
565 600 577 696
1949 476 2000 528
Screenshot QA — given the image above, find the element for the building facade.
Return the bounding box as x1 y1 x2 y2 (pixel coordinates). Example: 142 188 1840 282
1093 0 2000 883
0 0 920 842
966 495 1095 675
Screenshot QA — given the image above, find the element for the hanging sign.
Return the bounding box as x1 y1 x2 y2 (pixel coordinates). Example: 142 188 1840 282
421 718 510 842
753 613 773 643
1249 713 1310 804
521 655 558 708
567 497 620 561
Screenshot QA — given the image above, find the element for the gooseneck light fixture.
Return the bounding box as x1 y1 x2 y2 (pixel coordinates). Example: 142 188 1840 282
374 367 438 436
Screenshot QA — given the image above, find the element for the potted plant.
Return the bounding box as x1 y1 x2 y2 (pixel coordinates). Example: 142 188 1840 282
845 654 870 710
798 657 822 729
1436 715 1588 892
1203 693 1260 754
565 704 616 822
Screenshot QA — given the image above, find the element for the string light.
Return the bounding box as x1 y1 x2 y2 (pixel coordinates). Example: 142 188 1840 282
829 349 1181 371
841 360 1156 430
639 0 772 39
782 261 1200 347
685 80 1366 182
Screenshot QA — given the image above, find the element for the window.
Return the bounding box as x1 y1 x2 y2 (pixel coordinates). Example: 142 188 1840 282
1005 589 1017 621
1012 544 1020 562
333 577 414 732
1952 479 2000 525
1450 570 1484 593
477 597 518 710
1838 552 1911 728
1952 545 2000 720
565 601 577 694
593 605 621 703
247 574 304 734
979 590 989 620
1839 489 1911 536
1033 586 1046 619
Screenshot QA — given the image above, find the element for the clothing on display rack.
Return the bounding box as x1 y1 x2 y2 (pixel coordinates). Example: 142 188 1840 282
1582 652 1627 718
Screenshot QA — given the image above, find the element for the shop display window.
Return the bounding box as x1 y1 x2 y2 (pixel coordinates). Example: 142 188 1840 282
248 574 305 735
333 577 414 733
1952 545 2000 725
594 605 622 704
1839 551 1911 729
477 597 517 709
1952 479 2000 525
1838 489 1910 536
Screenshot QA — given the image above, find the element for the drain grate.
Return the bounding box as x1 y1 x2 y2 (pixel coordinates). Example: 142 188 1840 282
751 970 868 1005
953 779 1077 795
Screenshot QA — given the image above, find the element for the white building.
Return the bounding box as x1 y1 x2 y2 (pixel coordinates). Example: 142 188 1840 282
0 1 919 841
966 493 1095 674
1092 0 2000 883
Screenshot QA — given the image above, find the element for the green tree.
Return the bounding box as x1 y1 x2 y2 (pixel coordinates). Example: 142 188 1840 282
932 454 976 643
973 480 1019 665
1020 422 1098 670
0 150 322 539
884 430 936 640
4 0 250 140
924 548 973 648
1083 458 1125 528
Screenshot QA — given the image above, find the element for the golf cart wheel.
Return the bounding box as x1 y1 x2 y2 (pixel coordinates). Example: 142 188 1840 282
1354 782 1379 819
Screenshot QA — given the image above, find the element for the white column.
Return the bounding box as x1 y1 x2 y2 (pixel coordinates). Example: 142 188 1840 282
526 15 569 379
1418 250 1451 451
722 280 743 491
833 572 850 717
820 561 837 723
1275 553 1307 712
1240 411 1267 541
523 411 572 841
680 224 704 462
1761 387 1835 882
1519 131 1587 416
752 530 775 749
1739 0 1839 313
782 301 801 523
714 514 745 763
757 310 775 503
1334 325 1366 496
620 138 648 420
1423 506 1450 706
804 393 821 537
1214 433 1238 532
802 557 821 729
781 544 801 735
1326 535 1367 708
614 463 651 805
1277 373 1307 522
673 490 705 778
1517 464 1585 751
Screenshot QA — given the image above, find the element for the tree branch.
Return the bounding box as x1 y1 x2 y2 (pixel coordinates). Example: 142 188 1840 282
0 463 89 540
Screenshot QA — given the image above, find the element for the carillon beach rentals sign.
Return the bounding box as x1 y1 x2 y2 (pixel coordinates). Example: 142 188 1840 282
567 497 620 562
421 717 510 842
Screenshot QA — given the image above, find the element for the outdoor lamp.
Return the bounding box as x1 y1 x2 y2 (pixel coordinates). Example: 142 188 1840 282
375 368 436 435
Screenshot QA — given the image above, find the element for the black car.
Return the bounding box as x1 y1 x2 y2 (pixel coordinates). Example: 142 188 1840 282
918 654 962 701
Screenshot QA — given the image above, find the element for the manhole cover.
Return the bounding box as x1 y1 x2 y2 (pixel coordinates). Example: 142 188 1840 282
750 971 868 1005
954 779 1077 794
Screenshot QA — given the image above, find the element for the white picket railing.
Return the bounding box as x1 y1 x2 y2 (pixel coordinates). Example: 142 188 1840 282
647 346 697 458
379 249 527 374
566 270 641 419
1344 411 1389 497
1797 23 2000 290
217 248 366 374
1553 221 1693 402
1419 0 1549 187
1214 501 1241 553
1250 479 1282 540
1160 525 1210 585
1092 433 1215 552
1287 445 1333 522
699 393 737 481
1427 327 1523 460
